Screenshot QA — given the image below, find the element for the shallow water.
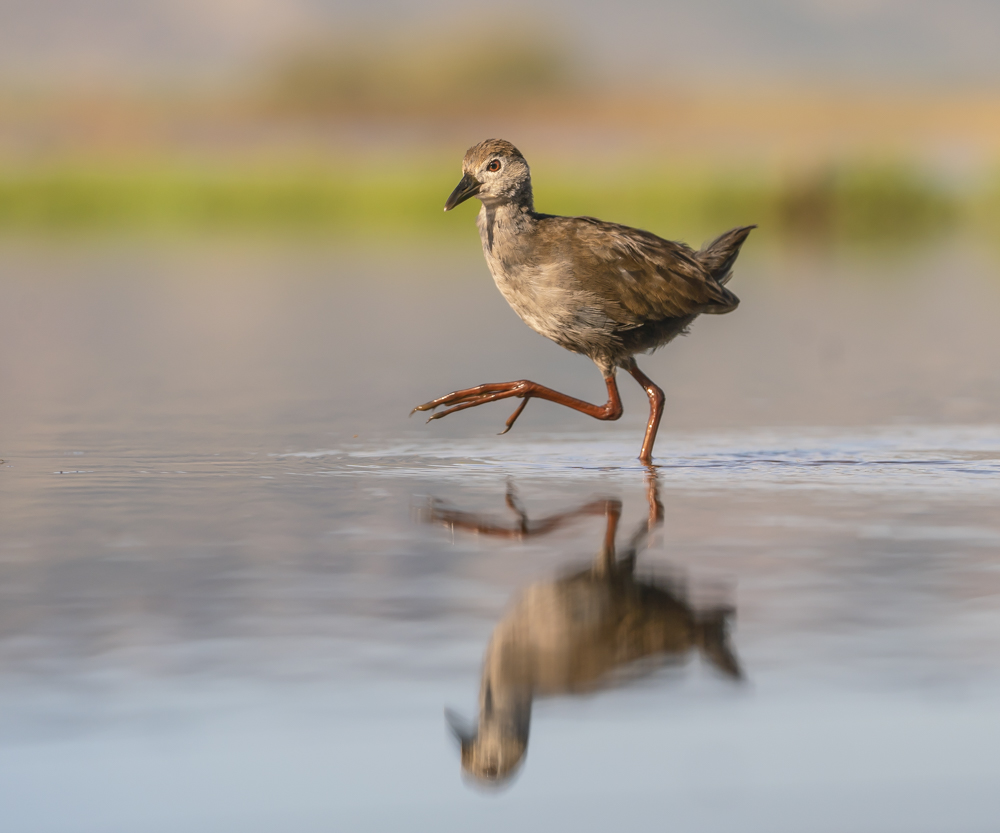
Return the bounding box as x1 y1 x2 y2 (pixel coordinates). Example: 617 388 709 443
2 241 1000 831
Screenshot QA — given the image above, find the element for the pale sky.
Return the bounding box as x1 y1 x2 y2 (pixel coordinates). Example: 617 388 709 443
0 0 998 88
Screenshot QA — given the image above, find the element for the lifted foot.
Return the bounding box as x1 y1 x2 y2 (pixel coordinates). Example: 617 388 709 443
411 376 623 435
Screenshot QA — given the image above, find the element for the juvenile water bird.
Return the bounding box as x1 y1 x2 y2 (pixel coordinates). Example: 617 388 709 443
412 139 755 464
425 477 742 785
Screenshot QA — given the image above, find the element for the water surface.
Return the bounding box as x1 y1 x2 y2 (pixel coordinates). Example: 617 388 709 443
1 241 999 831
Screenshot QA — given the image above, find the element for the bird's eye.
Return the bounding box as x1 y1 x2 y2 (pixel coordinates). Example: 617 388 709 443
487 160 501 172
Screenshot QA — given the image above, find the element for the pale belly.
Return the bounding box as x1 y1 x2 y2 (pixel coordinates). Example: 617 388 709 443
487 260 618 357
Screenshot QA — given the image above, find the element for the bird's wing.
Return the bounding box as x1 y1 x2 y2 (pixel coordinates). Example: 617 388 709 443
546 216 739 326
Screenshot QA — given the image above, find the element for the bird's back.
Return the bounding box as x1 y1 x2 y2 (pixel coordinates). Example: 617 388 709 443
515 214 751 365
538 215 740 316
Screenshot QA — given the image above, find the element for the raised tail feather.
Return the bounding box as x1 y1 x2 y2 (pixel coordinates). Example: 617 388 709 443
695 608 743 680
699 225 756 286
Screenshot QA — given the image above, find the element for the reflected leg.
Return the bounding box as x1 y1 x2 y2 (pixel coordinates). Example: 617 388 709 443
422 485 619 541
622 470 664 560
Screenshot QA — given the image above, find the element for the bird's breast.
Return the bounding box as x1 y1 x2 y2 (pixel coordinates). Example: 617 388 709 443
488 259 576 336
484 252 619 356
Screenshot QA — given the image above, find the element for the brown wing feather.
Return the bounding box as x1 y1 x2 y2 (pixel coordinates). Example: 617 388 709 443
537 216 738 328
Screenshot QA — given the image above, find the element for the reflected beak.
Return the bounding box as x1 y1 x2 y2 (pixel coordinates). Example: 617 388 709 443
445 708 476 745
444 174 481 211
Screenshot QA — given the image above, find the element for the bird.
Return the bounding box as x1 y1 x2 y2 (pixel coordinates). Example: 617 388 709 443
425 476 742 785
411 139 755 465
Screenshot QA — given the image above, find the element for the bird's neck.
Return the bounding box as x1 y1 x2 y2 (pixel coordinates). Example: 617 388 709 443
478 191 536 257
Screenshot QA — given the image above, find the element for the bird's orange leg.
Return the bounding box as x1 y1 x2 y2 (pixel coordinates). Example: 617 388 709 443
411 375 623 434
624 359 665 465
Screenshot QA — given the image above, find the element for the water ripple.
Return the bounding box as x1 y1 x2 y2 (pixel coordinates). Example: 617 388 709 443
271 424 1000 494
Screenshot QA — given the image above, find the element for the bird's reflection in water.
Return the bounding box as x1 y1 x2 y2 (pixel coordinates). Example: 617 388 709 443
422 474 743 787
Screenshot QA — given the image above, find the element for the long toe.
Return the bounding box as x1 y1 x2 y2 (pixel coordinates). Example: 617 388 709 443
498 398 530 434
411 382 526 416
425 389 523 422
411 392 473 414
412 391 491 415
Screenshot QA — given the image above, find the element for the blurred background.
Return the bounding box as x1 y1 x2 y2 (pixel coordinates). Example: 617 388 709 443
0 0 999 247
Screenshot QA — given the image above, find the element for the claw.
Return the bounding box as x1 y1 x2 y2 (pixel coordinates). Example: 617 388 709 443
499 398 530 435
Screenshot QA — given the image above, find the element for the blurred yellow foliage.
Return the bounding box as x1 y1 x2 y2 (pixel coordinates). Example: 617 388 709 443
259 30 577 114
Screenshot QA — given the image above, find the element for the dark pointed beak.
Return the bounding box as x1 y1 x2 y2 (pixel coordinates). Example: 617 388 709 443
444 173 481 211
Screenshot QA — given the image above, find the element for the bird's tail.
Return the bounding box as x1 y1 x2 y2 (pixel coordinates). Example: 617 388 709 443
698 225 756 286
695 607 743 680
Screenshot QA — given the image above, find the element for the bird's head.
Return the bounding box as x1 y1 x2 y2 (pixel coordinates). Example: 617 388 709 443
446 707 527 788
444 139 532 211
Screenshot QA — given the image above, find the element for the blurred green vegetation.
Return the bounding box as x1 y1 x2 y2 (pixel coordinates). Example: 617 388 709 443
540 162 967 246
0 165 452 236
0 159 994 248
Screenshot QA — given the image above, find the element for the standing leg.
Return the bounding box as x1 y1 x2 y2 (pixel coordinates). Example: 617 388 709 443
624 358 665 465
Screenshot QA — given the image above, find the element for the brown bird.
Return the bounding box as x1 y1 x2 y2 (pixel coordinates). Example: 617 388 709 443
412 139 755 464
426 476 742 785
